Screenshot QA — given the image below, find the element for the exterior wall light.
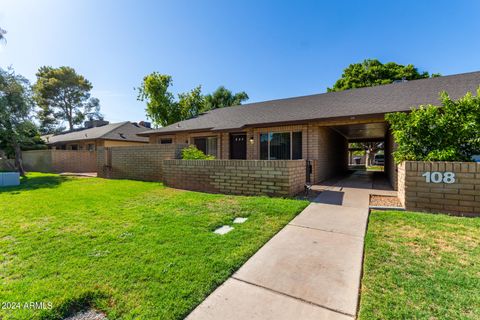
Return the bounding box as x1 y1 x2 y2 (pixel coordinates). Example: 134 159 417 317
249 137 254 144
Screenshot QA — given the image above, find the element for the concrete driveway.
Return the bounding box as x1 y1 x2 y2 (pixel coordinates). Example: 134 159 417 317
187 172 391 320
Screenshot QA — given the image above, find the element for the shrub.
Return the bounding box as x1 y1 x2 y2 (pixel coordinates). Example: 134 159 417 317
386 88 480 163
181 145 215 160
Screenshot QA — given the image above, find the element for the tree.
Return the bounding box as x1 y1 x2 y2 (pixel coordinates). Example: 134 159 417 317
137 73 249 127
0 68 41 176
204 86 249 110
329 59 440 161
33 66 102 132
386 89 480 162
350 142 383 166
178 85 204 120
328 59 440 92
137 73 180 127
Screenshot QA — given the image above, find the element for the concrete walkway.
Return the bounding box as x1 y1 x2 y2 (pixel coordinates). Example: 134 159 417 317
187 171 391 320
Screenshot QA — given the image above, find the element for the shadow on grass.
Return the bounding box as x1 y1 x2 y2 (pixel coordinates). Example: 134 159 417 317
39 291 108 320
0 175 68 194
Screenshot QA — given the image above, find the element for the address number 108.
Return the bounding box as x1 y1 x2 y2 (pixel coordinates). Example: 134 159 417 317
421 171 456 184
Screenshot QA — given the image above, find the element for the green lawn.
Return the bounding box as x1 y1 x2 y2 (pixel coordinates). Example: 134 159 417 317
366 165 384 172
359 210 480 320
0 173 308 320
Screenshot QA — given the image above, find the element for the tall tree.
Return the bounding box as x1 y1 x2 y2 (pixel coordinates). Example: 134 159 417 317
33 66 102 132
178 85 204 120
203 86 249 110
328 59 440 92
330 59 440 164
136 73 180 127
137 73 249 127
0 68 39 176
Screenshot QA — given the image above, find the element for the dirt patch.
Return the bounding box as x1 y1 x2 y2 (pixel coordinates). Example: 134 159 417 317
370 195 402 207
64 309 106 320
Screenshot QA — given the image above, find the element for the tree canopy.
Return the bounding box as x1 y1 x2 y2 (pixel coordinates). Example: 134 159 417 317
0 68 44 175
204 86 248 110
137 73 249 127
386 89 480 163
328 59 440 92
33 66 102 133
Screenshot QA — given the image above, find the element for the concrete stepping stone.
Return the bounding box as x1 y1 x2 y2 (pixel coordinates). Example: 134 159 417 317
233 217 248 224
214 225 234 235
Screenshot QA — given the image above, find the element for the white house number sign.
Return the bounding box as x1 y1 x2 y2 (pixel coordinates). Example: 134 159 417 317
421 171 456 184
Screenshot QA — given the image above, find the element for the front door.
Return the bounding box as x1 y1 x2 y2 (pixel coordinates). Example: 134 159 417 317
230 133 247 159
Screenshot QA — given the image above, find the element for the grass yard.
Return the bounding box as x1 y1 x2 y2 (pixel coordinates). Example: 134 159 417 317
366 165 384 172
359 210 480 320
0 173 308 320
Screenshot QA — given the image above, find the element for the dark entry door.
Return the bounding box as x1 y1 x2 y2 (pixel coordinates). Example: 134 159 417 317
230 133 247 159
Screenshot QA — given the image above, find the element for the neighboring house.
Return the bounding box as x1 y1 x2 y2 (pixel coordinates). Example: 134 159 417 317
138 71 480 186
43 120 151 150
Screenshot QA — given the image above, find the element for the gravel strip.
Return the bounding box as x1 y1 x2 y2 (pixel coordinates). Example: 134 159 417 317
370 195 402 207
63 309 107 320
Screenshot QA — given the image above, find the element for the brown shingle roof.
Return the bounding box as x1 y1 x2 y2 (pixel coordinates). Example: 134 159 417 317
45 122 150 145
140 71 480 135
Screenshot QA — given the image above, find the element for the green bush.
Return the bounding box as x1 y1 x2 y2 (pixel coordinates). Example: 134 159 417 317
386 88 480 163
181 145 215 160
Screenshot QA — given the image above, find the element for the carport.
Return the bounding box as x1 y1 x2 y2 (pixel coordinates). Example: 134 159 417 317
326 121 397 190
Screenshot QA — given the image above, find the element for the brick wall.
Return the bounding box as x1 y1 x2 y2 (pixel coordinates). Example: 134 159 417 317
398 161 480 216
51 150 97 172
97 144 186 181
384 129 398 190
148 121 361 185
315 127 348 182
23 150 97 173
162 160 306 196
397 162 406 206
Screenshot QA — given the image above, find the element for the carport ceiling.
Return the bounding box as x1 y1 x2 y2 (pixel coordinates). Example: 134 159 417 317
330 122 387 141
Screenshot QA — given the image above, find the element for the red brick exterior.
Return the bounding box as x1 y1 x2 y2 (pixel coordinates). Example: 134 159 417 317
398 161 480 216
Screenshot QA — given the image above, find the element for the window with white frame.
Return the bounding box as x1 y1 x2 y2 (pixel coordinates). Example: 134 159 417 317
259 131 302 160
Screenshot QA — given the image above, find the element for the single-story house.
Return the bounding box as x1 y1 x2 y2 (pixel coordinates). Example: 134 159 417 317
43 120 151 150
138 71 480 187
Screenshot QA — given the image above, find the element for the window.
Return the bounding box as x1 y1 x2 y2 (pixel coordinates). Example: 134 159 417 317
194 137 217 157
70 144 78 150
292 132 302 160
87 143 95 151
259 131 302 160
160 138 173 144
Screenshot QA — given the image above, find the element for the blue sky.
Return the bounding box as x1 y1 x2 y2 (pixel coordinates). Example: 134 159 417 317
1 0 479 123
